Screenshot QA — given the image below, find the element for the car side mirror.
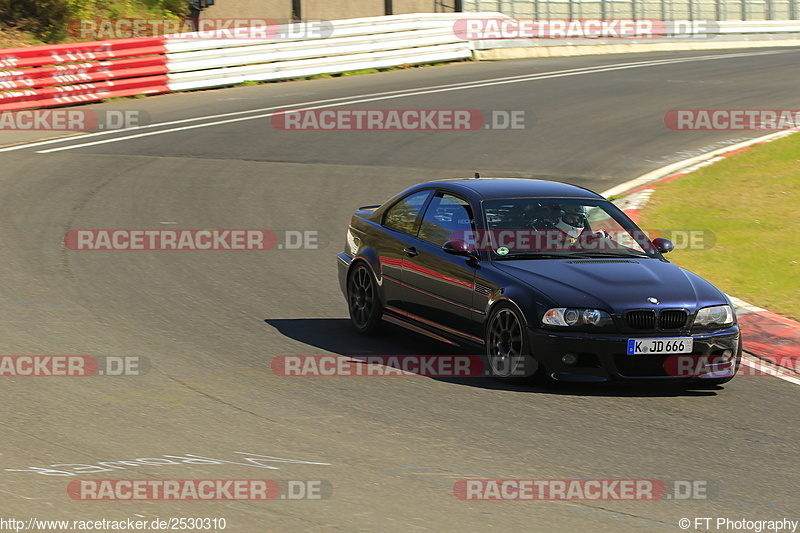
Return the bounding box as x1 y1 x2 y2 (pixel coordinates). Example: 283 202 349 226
651 237 674 254
442 239 478 259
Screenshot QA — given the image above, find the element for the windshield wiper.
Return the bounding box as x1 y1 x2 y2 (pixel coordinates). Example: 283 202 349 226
495 250 651 260
576 250 651 258
495 252 582 260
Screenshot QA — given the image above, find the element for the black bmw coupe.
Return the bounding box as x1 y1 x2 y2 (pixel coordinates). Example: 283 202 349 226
336 177 741 386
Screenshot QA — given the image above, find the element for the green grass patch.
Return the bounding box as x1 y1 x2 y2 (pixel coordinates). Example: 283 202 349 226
100 93 148 102
639 133 800 320
339 68 381 76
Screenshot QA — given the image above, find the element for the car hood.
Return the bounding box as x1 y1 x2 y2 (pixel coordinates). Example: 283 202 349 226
493 258 727 314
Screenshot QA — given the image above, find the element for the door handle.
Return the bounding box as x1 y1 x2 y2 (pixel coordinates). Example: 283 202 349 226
403 246 418 257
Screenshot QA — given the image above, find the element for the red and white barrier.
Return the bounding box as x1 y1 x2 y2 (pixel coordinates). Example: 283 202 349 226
0 37 169 112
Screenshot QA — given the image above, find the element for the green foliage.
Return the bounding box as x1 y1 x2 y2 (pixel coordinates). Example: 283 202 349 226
0 0 189 43
0 0 73 42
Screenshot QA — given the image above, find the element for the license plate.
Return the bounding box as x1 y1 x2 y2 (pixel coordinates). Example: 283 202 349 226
627 338 693 355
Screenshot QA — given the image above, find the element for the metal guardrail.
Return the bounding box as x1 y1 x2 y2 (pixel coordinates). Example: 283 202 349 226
168 43 473 91
164 14 477 91
464 0 800 21
715 19 800 29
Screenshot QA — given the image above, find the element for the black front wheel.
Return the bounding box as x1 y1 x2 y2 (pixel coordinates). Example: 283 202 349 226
486 304 544 382
347 263 383 335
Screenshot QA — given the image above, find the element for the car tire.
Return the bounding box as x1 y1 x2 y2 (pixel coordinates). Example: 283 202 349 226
485 303 545 383
347 262 383 336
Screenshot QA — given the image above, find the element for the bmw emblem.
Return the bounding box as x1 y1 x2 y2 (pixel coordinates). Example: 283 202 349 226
647 297 659 305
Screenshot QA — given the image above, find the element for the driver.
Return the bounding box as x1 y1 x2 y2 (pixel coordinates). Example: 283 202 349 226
554 204 589 241
543 204 618 251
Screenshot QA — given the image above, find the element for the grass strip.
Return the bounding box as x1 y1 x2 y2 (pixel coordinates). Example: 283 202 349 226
639 132 800 320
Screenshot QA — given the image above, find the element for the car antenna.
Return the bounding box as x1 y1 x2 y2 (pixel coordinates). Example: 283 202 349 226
474 172 480 179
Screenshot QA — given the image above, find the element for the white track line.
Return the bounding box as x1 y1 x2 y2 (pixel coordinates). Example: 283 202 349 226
0 49 790 154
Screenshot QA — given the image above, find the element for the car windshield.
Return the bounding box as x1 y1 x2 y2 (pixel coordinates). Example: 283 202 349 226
477 197 653 259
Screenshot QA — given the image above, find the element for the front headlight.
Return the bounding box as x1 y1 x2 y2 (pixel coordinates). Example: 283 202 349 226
543 308 613 327
693 305 734 327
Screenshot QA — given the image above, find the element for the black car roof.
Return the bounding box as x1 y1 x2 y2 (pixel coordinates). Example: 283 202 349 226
415 178 606 200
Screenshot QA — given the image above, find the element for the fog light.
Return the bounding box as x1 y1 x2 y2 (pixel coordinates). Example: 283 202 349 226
562 354 579 366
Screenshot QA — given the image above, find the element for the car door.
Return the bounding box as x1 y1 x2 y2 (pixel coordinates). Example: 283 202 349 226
401 191 481 341
378 189 434 312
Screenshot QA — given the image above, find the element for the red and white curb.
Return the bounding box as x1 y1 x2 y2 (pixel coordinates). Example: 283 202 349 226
606 128 800 384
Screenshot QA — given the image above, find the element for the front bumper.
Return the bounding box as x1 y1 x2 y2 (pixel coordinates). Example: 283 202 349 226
336 253 352 298
528 326 741 382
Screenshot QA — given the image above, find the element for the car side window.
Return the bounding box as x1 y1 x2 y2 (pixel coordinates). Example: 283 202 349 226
383 190 433 235
418 192 474 247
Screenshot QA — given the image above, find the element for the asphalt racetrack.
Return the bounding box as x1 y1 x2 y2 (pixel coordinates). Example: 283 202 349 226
0 48 798 531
